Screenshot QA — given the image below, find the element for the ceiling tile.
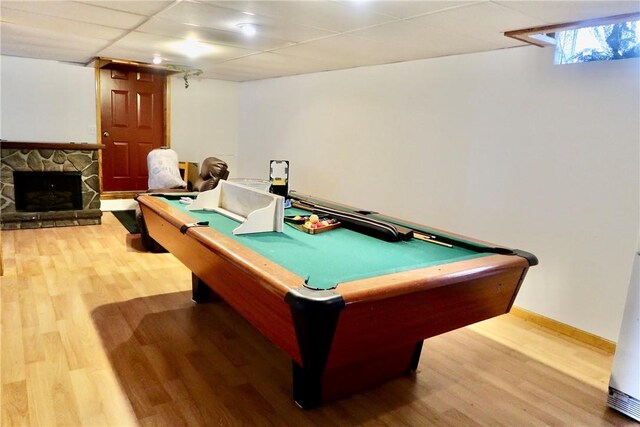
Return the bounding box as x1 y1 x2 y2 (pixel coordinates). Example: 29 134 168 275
495 1 640 25
195 70 246 81
95 46 182 65
156 1 334 42
210 1 397 32
201 56 344 81
335 0 481 20
138 18 330 52
1 22 109 62
1 7 128 41
75 0 175 17
274 33 399 68
351 20 476 58
137 18 294 51
1 1 147 29
209 51 347 79
104 31 258 63
157 0 251 28
408 2 548 43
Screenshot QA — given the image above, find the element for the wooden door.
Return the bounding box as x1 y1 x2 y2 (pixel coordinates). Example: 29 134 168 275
100 68 166 192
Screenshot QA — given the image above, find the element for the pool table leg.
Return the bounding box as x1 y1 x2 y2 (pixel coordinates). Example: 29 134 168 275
191 273 221 303
408 341 424 372
292 361 324 409
286 288 345 409
289 307 342 409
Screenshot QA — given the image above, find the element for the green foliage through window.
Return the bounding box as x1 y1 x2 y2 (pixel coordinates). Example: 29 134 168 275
554 20 639 64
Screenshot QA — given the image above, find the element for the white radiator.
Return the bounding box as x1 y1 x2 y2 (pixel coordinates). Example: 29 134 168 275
608 240 640 422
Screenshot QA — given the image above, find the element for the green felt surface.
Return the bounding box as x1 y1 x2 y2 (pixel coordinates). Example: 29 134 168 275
163 199 488 290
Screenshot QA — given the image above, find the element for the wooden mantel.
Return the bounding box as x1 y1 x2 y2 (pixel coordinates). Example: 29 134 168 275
1 141 105 150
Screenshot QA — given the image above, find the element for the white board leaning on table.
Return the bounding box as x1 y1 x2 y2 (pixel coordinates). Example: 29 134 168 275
188 180 284 235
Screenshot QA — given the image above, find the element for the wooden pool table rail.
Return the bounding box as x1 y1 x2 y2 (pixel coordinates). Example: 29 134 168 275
139 195 304 364
290 191 538 266
139 195 300 297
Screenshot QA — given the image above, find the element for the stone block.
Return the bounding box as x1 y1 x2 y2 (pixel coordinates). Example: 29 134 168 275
39 149 54 159
2 151 27 170
1 165 13 182
20 221 42 229
83 175 100 193
26 151 44 171
77 218 101 226
68 153 92 171
52 151 67 164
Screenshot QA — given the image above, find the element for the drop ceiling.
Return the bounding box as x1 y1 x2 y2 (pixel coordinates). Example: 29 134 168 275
1 0 638 81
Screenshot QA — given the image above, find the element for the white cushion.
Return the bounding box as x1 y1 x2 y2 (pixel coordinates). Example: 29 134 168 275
147 148 186 190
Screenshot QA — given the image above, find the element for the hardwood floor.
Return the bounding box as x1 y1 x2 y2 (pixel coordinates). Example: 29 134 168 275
1 213 634 426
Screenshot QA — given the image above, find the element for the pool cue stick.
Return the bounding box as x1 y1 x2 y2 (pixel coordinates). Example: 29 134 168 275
413 232 454 248
292 194 452 245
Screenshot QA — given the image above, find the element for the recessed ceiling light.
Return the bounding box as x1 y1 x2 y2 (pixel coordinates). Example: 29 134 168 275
242 11 255 16
152 55 162 65
237 23 258 37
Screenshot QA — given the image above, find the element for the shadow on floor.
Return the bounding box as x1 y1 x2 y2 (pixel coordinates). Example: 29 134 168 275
91 292 631 426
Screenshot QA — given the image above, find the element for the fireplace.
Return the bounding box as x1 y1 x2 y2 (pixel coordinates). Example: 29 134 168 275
1 141 104 229
14 171 83 212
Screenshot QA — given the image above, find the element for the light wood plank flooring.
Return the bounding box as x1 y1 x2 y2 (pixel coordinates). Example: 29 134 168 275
0 213 635 426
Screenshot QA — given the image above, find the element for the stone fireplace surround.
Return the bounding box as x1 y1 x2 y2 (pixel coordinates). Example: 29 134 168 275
1 141 104 229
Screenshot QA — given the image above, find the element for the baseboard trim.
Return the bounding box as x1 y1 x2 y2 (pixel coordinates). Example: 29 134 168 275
101 191 138 200
510 306 616 354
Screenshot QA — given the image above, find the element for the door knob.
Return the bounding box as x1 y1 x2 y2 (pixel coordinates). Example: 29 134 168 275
102 131 110 138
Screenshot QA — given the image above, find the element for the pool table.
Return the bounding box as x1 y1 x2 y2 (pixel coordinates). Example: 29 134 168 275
137 192 537 409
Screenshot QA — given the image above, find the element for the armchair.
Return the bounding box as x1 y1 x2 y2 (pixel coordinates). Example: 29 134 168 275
192 157 230 191
136 156 229 252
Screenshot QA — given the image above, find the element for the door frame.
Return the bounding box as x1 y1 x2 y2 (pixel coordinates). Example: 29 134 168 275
95 58 173 199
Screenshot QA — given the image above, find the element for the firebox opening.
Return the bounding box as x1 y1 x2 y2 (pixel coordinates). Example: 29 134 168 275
14 171 83 212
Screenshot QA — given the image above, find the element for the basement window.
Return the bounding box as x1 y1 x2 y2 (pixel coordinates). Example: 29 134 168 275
504 12 640 65
554 20 640 64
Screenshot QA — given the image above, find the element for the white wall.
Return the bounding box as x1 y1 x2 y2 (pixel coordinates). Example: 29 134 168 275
170 76 239 175
1 55 97 142
238 47 640 341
